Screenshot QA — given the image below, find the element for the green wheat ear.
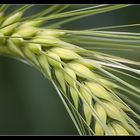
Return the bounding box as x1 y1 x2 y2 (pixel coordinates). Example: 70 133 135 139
0 4 140 135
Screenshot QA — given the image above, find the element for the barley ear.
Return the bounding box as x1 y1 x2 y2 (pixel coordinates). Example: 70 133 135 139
0 5 140 136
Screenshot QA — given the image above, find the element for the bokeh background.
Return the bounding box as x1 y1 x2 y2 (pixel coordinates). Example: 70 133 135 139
0 4 140 135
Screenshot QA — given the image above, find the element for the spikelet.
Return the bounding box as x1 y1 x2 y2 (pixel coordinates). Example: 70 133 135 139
1 23 18 35
70 87 79 109
85 82 112 101
111 122 129 135
15 26 38 38
83 104 92 126
38 54 51 79
55 68 66 93
64 66 76 87
1 12 22 27
7 39 24 57
103 101 125 122
107 123 116 135
67 62 96 79
50 47 81 60
94 103 106 135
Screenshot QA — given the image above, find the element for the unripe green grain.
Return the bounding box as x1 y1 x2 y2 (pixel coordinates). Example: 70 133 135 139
1 23 18 35
94 102 106 123
74 59 96 69
68 62 96 79
94 102 106 135
38 54 51 79
50 47 81 60
23 47 39 66
1 12 22 27
95 122 104 135
15 26 38 38
85 82 112 101
7 39 24 57
98 78 117 88
111 122 129 135
11 33 24 46
47 51 61 68
103 101 125 121
55 68 66 93
79 85 92 105
83 104 92 125
38 29 66 37
31 37 58 47
107 123 116 135
31 38 51 47
70 87 79 109
27 43 42 54
19 20 43 27
114 101 130 112
64 66 76 87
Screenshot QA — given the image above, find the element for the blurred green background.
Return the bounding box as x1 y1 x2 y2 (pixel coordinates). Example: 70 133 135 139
0 5 140 135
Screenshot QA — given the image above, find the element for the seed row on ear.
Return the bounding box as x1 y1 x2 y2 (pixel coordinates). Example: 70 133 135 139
0 9 139 135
